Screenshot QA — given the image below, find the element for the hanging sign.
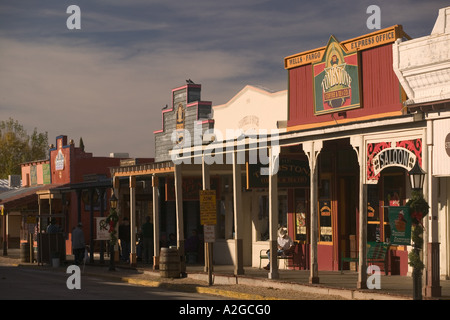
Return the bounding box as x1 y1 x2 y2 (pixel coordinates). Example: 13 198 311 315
95 217 111 241
388 206 412 245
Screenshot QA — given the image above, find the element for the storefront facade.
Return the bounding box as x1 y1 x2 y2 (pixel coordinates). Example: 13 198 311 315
393 6 450 295
280 25 423 281
111 83 289 270
109 9 449 297
0 135 130 260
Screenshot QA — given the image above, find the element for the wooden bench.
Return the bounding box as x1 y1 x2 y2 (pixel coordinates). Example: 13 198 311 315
259 243 297 269
340 241 390 275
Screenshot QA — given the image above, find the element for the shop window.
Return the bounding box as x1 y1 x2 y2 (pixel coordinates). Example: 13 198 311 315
367 184 381 242
216 177 234 240
367 171 405 243
218 197 226 239
217 195 234 240
257 194 288 241
258 195 269 240
279 195 288 231
294 189 308 242
319 175 332 243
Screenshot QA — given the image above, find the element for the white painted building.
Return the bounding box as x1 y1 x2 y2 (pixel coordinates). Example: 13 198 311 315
393 6 450 286
209 85 289 267
212 85 287 136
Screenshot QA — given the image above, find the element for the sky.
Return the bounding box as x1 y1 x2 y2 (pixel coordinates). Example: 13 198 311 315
0 0 448 159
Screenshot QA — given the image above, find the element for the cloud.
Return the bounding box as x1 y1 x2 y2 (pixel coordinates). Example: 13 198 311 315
1 0 448 159
0 36 268 158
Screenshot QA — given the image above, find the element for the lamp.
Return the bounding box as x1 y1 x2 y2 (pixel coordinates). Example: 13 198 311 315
409 159 426 191
408 159 426 300
110 192 118 209
108 191 118 271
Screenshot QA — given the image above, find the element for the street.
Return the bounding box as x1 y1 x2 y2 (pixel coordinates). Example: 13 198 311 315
0 265 224 300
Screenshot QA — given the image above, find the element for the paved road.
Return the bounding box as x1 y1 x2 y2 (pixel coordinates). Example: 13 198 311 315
0 265 224 300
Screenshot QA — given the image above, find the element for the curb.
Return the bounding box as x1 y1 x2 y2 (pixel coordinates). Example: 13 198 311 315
78 269 280 300
121 277 282 300
170 270 413 301
0 256 429 300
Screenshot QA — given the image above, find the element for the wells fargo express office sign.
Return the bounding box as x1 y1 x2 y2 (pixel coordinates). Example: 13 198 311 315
284 26 407 116
313 36 360 115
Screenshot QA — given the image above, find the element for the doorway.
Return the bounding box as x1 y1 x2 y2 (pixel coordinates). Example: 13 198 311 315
338 176 358 270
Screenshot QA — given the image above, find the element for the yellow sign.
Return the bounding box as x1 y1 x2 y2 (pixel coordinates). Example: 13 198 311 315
26 216 37 224
0 205 3 216
284 25 409 69
200 190 217 225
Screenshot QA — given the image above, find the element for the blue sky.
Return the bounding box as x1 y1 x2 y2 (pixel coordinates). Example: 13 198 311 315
0 0 448 158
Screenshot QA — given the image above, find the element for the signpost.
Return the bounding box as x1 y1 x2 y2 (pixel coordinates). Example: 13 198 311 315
200 189 216 285
203 225 215 243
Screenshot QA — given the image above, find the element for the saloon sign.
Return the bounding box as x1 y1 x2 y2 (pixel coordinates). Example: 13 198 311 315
372 147 416 176
367 139 422 182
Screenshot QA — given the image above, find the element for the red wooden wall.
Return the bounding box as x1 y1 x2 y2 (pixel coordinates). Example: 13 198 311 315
288 44 403 129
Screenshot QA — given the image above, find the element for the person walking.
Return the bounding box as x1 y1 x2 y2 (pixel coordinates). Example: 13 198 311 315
72 222 85 265
141 216 153 264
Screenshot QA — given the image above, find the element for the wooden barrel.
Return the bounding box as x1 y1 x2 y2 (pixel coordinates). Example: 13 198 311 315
159 247 181 278
20 242 30 263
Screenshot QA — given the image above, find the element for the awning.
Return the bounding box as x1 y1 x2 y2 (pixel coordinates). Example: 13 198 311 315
55 178 113 192
0 184 66 209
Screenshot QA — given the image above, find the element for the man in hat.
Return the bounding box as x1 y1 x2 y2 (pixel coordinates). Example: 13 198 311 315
72 222 85 265
264 227 294 270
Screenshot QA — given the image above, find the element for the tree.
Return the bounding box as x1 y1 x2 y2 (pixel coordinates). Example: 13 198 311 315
79 137 85 152
0 118 49 179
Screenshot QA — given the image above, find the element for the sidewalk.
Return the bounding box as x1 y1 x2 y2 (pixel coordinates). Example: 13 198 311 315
2 249 450 300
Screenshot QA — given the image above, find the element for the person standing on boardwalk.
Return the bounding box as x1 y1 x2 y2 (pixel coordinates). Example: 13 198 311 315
141 216 153 264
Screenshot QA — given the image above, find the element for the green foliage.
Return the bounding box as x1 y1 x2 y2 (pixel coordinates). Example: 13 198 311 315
406 190 429 216
406 191 429 271
408 225 425 270
79 137 85 152
408 248 424 271
105 207 119 245
0 118 48 178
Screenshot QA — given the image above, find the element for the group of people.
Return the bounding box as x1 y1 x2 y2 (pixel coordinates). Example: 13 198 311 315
118 216 154 264
69 216 156 266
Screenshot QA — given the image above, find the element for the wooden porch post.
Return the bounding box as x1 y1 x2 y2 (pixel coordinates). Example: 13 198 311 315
232 151 244 275
174 164 186 276
304 141 322 284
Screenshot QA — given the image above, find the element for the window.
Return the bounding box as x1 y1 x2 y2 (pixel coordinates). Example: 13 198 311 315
367 170 405 243
294 189 308 242
319 175 332 243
